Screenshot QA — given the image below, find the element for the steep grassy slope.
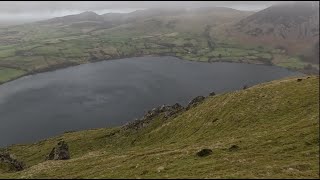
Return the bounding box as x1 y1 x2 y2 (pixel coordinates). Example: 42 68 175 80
0 76 319 178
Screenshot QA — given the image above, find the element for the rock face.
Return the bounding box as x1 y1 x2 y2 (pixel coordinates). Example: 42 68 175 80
46 141 70 160
186 96 206 110
0 152 25 171
122 103 184 131
196 149 213 157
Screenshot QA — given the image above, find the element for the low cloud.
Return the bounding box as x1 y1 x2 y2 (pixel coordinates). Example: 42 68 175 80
0 1 296 25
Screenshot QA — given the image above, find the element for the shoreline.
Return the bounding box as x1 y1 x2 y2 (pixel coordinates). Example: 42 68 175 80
0 54 308 86
0 74 313 149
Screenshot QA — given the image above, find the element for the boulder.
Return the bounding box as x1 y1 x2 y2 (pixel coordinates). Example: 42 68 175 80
46 141 70 160
209 91 216 96
0 152 25 171
196 148 213 157
228 145 240 151
186 96 206 110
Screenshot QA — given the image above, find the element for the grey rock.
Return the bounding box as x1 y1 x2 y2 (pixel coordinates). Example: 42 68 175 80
196 148 212 157
186 96 206 110
46 141 70 160
228 145 240 151
122 103 184 131
0 152 25 171
209 91 216 96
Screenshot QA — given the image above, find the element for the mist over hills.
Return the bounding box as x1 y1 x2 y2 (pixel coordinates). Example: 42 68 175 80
0 2 318 85
0 2 319 178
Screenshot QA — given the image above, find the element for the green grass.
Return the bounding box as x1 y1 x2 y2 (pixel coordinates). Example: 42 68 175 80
0 49 16 58
277 57 310 69
0 67 26 83
0 76 318 178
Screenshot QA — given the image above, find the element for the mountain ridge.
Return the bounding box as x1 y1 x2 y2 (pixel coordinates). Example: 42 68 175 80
231 1 319 60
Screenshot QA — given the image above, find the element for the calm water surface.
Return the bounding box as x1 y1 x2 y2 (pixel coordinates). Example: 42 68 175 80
0 56 302 147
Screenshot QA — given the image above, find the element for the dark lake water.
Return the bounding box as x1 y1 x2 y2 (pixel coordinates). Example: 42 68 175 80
0 56 302 147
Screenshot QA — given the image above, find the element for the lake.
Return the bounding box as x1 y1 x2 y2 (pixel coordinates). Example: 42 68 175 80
0 56 302 147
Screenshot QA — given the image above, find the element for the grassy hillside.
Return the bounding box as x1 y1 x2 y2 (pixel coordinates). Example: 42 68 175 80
0 76 319 178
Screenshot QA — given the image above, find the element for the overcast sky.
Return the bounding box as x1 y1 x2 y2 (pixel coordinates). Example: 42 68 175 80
0 1 298 25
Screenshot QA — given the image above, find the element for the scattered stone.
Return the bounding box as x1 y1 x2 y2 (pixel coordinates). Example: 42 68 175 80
0 152 25 171
228 145 240 151
297 78 303 82
287 168 295 171
123 119 147 131
164 103 184 119
209 91 216 96
157 166 165 173
196 148 213 157
212 118 219 123
122 103 184 131
46 141 70 160
64 130 76 134
186 96 206 110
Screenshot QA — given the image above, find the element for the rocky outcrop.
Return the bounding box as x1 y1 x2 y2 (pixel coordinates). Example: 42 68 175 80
122 103 184 131
123 95 210 131
163 103 184 119
46 141 70 160
0 152 25 171
186 96 206 110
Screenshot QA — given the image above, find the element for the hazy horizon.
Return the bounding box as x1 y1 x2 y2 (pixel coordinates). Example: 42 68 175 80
0 1 296 26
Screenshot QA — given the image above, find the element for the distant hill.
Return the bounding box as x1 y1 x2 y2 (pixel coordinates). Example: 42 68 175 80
35 11 115 33
236 2 319 38
40 11 105 24
232 1 319 62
